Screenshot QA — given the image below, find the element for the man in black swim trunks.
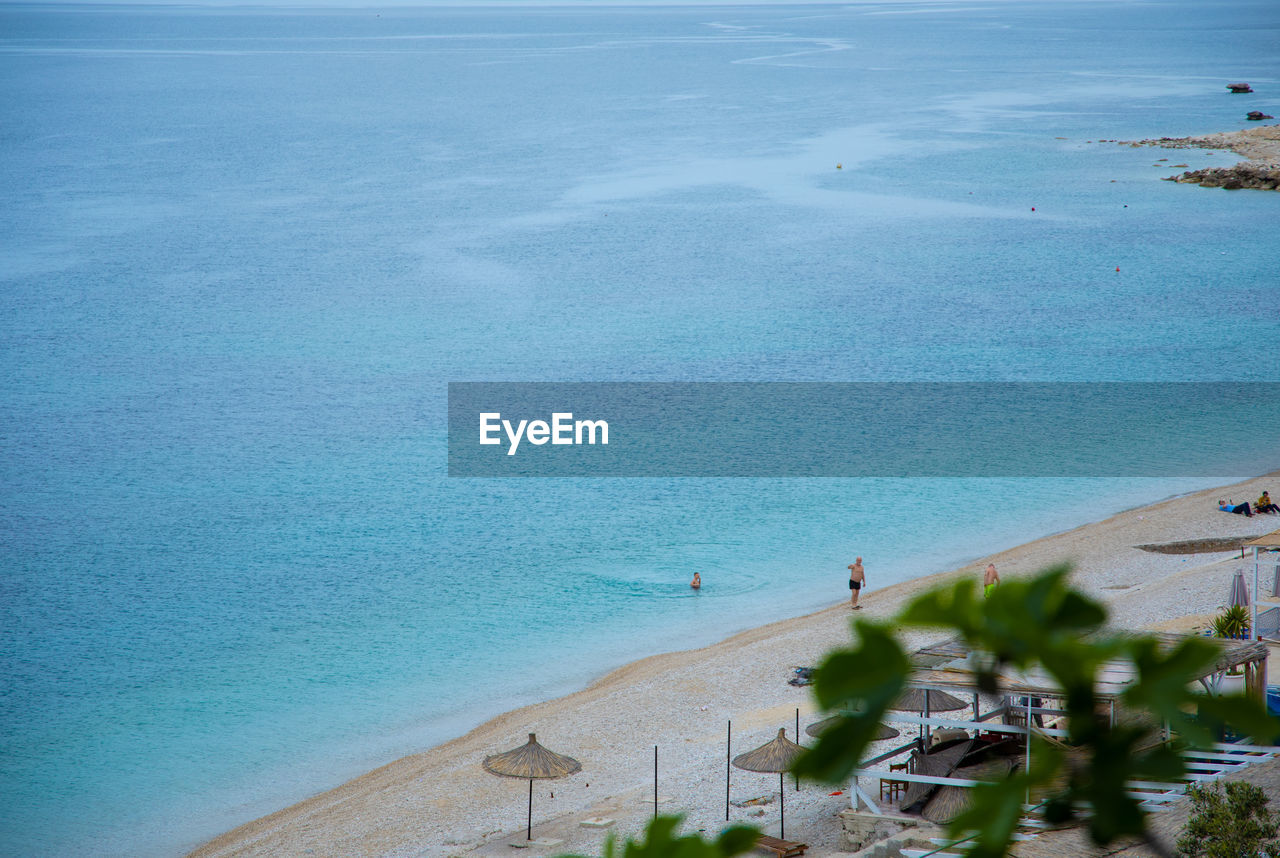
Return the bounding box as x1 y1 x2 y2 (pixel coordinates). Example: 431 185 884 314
848 557 865 609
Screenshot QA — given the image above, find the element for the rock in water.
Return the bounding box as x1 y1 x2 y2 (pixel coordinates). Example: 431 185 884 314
1166 163 1280 190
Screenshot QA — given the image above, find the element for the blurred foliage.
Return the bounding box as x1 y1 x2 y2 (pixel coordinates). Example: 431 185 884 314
560 815 759 858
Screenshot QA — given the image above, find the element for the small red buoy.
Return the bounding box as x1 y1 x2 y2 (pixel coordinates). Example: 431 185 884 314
1031 207 1035 211
1115 267 1120 272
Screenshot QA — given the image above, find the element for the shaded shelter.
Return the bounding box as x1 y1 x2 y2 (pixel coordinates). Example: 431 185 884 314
921 755 1017 823
843 633 1271 828
898 739 974 812
482 733 581 840
1245 530 1280 639
733 728 804 838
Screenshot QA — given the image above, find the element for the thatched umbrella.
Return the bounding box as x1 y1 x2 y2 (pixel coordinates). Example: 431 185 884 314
732 728 804 838
892 688 968 741
805 715 900 741
482 733 581 840
891 688 967 713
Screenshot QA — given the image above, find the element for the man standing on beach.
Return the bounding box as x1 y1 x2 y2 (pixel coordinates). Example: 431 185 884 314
848 557 865 609
983 563 1000 598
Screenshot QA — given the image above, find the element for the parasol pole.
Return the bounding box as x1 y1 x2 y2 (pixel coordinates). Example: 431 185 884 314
527 778 533 840
779 772 786 838
794 709 800 791
923 690 931 743
654 745 658 818
726 720 731 821
1025 696 1033 806
1254 545 1260 641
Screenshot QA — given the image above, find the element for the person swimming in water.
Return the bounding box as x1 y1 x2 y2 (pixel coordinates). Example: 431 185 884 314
691 572 701 590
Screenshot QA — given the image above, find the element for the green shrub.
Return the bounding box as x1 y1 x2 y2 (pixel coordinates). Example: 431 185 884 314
1177 781 1280 858
1211 605 1251 640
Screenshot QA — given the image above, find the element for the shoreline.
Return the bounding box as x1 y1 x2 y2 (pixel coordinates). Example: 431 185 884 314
1118 122 1280 189
189 472 1280 858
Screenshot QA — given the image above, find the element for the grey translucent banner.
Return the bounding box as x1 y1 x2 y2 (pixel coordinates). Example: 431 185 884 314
447 382 1280 477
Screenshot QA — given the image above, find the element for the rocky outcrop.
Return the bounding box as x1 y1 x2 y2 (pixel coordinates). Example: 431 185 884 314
1247 111 1274 121
1227 82 1254 93
1116 123 1280 191
1163 163 1280 190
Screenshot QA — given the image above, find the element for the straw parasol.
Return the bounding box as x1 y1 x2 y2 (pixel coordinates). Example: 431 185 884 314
482 733 581 840
892 688 968 742
891 688 967 713
732 728 804 838
805 715 899 741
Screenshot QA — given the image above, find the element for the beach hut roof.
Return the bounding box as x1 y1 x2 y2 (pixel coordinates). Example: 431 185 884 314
898 740 974 812
907 633 1267 701
920 757 1016 824
1244 529 1280 548
732 728 804 774
482 733 582 780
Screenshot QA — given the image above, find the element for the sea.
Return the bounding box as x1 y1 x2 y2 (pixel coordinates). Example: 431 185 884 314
1 0 1278 854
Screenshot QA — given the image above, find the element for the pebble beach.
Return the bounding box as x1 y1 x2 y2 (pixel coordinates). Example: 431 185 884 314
188 473 1280 858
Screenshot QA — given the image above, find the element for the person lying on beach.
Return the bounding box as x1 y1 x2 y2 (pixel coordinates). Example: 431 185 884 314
1219 499 1253 517
1256 492 1280 514
690 572 701 589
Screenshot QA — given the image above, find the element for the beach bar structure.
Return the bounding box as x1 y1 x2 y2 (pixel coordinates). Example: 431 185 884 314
1247 529 1280 642
840 632 1270 850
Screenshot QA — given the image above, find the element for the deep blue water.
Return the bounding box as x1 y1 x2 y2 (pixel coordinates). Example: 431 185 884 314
2 1 1278 855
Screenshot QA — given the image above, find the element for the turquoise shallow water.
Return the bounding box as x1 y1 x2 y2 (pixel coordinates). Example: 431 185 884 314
1 1 1279 855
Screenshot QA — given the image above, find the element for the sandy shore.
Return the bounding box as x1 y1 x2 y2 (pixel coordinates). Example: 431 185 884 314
1120 123 1280 165
1144 123 1280 165
189 475 1280 858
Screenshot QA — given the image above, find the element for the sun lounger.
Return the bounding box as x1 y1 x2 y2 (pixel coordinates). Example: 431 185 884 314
756 834 807 857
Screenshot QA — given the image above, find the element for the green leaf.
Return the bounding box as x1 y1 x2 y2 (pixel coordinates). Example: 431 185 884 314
1194 693 1280 745
793 621 909 783
949 745 1061 858
563 815 760 858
